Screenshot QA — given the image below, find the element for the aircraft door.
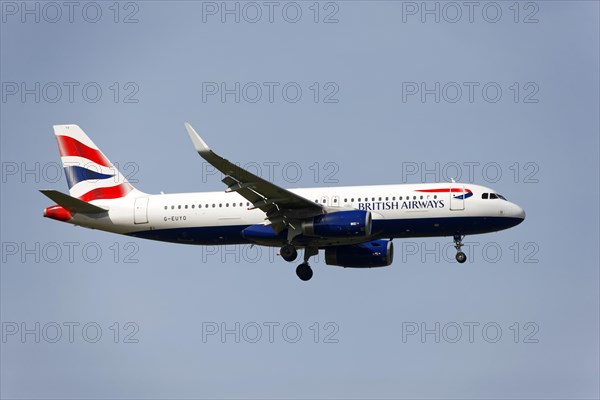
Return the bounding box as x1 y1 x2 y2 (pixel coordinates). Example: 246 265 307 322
449 185 465 211
134 197 149 224
320 196 328 206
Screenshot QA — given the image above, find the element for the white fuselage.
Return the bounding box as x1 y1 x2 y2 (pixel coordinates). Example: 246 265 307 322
64 182 525 248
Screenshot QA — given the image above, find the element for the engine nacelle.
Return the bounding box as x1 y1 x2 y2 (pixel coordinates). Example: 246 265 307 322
325 239 393 268
303 210 371 238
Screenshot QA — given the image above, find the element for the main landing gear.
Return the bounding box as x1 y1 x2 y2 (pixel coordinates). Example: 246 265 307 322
296 262 313 281
280 244 316 281
280 244 298 262
454 234 467 264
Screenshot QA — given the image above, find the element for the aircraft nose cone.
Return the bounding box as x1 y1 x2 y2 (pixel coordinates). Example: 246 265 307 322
509 202 526 223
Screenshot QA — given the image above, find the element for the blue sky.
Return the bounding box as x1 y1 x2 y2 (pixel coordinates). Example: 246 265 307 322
1 1 599 398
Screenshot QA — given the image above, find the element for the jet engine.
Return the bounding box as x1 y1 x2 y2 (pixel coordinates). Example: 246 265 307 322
325 239 393 268
302 210 371 238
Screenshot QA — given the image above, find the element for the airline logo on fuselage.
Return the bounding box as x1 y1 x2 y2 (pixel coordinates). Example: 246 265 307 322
358 199 445 211
356 187 472 211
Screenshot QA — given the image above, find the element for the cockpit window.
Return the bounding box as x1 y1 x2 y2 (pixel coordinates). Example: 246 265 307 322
482 192 507 200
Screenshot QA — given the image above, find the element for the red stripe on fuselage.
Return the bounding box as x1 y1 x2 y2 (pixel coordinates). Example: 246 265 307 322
416 188 472 193
78 183 132 202
56 135 111 167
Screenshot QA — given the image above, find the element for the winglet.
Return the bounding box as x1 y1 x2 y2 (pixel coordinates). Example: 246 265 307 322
184 122 211 155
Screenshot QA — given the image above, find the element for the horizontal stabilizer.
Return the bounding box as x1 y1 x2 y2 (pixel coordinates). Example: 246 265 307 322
40 190 108 214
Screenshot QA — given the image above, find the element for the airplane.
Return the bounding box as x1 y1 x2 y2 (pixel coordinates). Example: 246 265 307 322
41 124 526 281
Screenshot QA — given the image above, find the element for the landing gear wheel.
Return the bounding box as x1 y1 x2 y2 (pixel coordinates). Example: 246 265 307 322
296 263 313 281
453 234 466 264
280 244 298 262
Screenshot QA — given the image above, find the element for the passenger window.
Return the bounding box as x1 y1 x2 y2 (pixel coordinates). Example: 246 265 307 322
482 193 488 199
185 205 188 209
178 205 181 209
199 204 202 208
164 206 167 210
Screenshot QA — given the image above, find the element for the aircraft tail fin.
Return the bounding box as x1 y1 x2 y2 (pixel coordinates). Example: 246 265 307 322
52 124 140 202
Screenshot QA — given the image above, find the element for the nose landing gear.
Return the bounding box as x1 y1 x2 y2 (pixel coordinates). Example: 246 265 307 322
454 234 467 263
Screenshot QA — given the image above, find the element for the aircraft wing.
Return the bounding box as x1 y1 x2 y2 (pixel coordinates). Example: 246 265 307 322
185 123 324 233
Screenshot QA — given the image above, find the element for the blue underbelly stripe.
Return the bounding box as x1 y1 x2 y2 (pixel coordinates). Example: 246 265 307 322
125 216 524 245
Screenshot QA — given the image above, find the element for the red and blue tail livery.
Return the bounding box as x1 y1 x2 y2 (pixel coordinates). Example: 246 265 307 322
40 123 525 281
53 125 135 202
